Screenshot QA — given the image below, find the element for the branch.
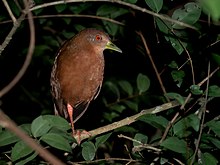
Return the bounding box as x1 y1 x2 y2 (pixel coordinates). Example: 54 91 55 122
0 110 65 165
29 0 198 30
0 0 35 97
2 0 16 23
77 100 181 141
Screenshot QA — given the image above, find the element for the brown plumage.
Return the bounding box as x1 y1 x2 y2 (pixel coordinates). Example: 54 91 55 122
50 28 122 138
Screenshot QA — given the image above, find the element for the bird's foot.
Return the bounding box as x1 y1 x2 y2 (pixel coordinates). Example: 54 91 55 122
73 130 91 144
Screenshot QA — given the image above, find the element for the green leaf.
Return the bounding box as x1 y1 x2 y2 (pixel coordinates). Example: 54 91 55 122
19 124 32 136
69 4 92 14
97 5 129 18
133 133 148 146
104 81 120 100
81 141 96 160
160 137 187 153
168 61 178 69
137 73 150 94
211 53 220 66
201 152 218 165
118 80 133 96
190 85 203 95
206 136 220 149
138 115 169 130
0 130 19 146
155 17 171 34
42 115 70 131
201 0 220 21
109 104 126 113
208 85 220 97
206 121 220 136
11 141 34 162
171 70 185 87
15 152 38 165
172 2 201 29
40 133 72 152
165 92 185 105
55 4 67 13
123 0 138 4
145 0 163 13
169 37 187 55
31 116 52 138
95 133 112 148
123 100 138 112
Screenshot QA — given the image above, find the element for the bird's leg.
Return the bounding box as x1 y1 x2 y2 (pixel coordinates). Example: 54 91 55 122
67 104 75 134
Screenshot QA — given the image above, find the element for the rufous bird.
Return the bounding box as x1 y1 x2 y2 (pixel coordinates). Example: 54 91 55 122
50 28 122 142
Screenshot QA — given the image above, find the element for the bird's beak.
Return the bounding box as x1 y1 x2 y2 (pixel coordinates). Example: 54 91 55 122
105 41 122 53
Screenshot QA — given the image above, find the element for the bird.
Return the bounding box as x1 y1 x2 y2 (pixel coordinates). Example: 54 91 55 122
50 28 122 142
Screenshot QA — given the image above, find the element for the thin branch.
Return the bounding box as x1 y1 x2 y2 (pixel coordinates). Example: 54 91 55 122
0 1 35 98
137 31 169 102
160 66 219 143
2 0 17 23
190 62 210 165
0 110 65 165
76 100 181 141
0 14 25 56
29 0 198 30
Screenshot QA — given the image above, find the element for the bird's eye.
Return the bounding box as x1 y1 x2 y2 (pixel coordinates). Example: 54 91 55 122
95 35 102 41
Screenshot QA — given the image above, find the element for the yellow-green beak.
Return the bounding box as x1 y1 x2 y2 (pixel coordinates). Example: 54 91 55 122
105 41 122 53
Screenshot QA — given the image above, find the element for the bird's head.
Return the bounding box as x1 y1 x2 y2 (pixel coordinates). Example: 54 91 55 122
76 29 122 54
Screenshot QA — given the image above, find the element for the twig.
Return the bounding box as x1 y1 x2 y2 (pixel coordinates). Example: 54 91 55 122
0 110 65 165
77 100 181 141
190 62 210 165
0 0 35 97
159 66 219 143
68 157 141 165
118 134 161 152
137 31 169 102
2 0 17 23
0 14 25 56
29 0 198 30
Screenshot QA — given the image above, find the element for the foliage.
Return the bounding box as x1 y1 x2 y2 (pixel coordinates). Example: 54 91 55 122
0 0 220 164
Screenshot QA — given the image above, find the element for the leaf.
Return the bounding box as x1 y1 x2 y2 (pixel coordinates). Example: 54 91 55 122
206 121 220 136
168 37 187 55
19 124 32 136
168 61 178 69
201 152 218 165
104 81 120 100
97 5 129 18
208 85 220 97
40 133 72 152
145 0 163 13
137 73 150 94
0 130 19 147
15 152 38 165
155 17 171 34
123 100 138 112
160 137 187 153
123 0 138 4
165 92 185 105
31 116 52 138
95 133 112 148
42 115 70 131
138 115 169 130
55 4 67 13
11 141 34 162
211 53 220 66
133 133 148 146
110 104 126 113
171 70 185 87
118 80 133 96
190 85 203 95
201 0 220 21
81 141 96 160
172 2 201 29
